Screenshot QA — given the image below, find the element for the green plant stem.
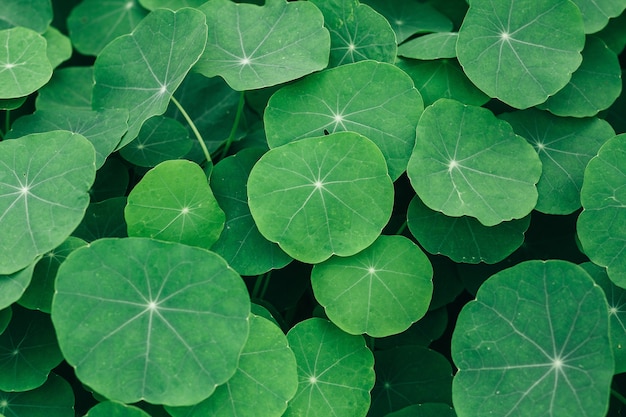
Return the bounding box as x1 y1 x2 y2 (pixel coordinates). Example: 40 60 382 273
0 110 9 140
170 96 211 164
612 388 626 405
395 220 407 235
218 91 245 159
252 271 273 300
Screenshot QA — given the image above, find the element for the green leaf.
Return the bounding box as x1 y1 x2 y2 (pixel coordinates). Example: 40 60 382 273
310 0 397 67
452 260 613 417
167 314 298 417
248 132 394 264
499 108 615 214
570 0 626 33
407 195 531 264
265 60 423 180
35 66 93 111
119 116 192 167
0 305 63 392
86 401 151 417
537 36 622 117
67 0 148 56
284 318 375 417
407 98 542 226
0 97 27 111
51 237 250 406
73 197 128 241
384 403 457 417
125 160 225 249
139 0 206 10
92 7 207 146
195 0 330 90
0 374 74 417
577 133 626 288
375 307 448 350
0 27 52 99
311 235 433 337
43 26 71 69
398 32 458 60
0 131 96 275
0 308 10 334
0 0 52 33
456 0 585 109
18 236 87 313
0 263 35 312
210 148 292 276
596 12 626 54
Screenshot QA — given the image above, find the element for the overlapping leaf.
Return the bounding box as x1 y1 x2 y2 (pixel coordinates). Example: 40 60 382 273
398 32 458 60
0 374 74 417
0 0 52 33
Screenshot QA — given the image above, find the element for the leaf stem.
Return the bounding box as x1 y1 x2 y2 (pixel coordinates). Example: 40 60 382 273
170 96 211 165
0 110 9 140
252 271 272 300
612 387 626 405
218 91 245 159
395 220 408 235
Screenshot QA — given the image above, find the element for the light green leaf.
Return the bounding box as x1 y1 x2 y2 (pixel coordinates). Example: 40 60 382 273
384 403 457 417
311 235 433 337
51 237 250 406
195 0 330 90
139 0 205 10
398 32 458 60
67 0 148 56
86 401 151 417
0 0 52 33
284 318 375 417
125 160 225 249
311 0 396 67
93 7 207 146
167 314 298 417
537 35 622 117
0 263 36 311
407 99 542 226
265 60 423 180
577 133 626 288
499 108 615 214
0 374 74 417
43 26 71 69
248 132 394 264
35 66 93 111
0 27 52 99
570 0 626 33
456 0 585 109
210 148 292 276
0 131 96 275
0 97 27 111
407 195 530 264
452 260 613 417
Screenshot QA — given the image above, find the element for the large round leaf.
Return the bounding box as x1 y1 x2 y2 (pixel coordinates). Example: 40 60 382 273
0 131 96 275
248 132 394 264
407 99 542 226
452 260 613 417
311 235 433 337
51 237 250 406
264 61 423 180
456 0 585 108
0 374 74 417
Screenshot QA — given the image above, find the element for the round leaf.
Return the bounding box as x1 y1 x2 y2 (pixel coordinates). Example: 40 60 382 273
0 263 35 311
398 32 458 60
452 260 613 417
284 318 375 417
51 237 251 406
0 131 96 275
456 0 585 109
248 132 394 264
0 0 52 33
265 61 423 180
407 99 542 226
86 401 151 417
571 0 626 33
125 160 225 249
0 374 74 417
311 235 433 337
43 26 71 69
35 66 93 111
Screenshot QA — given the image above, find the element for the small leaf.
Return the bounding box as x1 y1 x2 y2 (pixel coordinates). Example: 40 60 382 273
398 32 458 60
0 0 52 33
0 374 74 417
0 263 36 311
43 26 72 69
570 0 626 33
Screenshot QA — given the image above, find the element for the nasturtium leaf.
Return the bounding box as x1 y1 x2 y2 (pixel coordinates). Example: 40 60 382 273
119 116 192 167
284 318 375 417
369 346 453 416
499 108 615 214
35 66 93 111
51 237 251 406
43 26 71 69
0 0 52 33
0 373 74 417
167 314 298 417
0 263 35 311
7 109 128 169
311 235 433 337
375 307 448 350
18 236 87 313
86 401 151 417
0 27 52 99
210 148 292 276
73 197 128 242
384 403 457 417
93 7 207 146
0 97 26 111
597 12 626 54
398 32 458 60
310 0 396 67
456 0 585 109
0 305 63 392
452 260 613 417
537 36 622 117
570 0 626 33
67 0 148 56
580 262 626 374
265 60 423 180
578 134 626 288
407 195 531 264
396 57 490 107
248 132 394 264
363 0 453 43
139 0 206 10
195 0 330 90
125 160 225 249
407 99 542 226
0 131 96 275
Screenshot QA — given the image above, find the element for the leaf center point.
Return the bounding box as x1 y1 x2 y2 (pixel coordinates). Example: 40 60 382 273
552 357 563 370
448 159 459 171
309 376 317 384
500 31 510 41
240 57 251 66
314 180 324 190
